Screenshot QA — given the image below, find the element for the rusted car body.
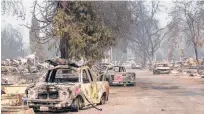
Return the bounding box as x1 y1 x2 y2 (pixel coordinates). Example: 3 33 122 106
102 66 136 86
23 64 109 112
153 63 171 74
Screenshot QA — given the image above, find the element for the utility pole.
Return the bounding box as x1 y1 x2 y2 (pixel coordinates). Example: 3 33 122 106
110 46 112 64
179 36 184 62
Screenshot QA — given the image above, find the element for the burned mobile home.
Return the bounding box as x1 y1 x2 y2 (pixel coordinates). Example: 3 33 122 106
23 59 109 112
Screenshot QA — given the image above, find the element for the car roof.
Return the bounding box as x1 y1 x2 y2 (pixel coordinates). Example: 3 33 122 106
50 65 89 70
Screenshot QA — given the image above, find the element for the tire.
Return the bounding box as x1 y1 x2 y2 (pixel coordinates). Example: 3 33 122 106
70 98 80 112
78 97 84 110
153 70 156 75
167 72 170 74
99 94 106 105
154 70 160 75
106 95 109 101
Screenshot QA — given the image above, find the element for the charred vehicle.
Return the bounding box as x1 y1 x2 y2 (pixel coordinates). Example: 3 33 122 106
153 63 171 74
101 66 136 86
97 63 112 74
23 60 109 112
92 63 112 77
132 64 142 69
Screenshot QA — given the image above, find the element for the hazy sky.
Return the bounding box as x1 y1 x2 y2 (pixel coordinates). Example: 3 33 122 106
1 0 34 49
1 0 173 49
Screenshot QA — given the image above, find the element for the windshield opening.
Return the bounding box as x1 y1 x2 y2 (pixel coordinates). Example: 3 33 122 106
45 68 79 83
157 64 168 67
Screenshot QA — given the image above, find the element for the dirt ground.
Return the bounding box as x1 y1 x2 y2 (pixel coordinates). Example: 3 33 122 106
37 69 204 114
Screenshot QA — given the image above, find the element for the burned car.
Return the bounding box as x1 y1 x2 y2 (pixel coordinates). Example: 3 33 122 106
23 62 109 112
96 63 112 74
131 63 142 69
101 66 136 86
153 63 171 74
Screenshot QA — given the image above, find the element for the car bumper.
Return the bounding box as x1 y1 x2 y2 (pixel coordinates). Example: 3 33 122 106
158 70 170 74
110 81 136 86
23 98 70 111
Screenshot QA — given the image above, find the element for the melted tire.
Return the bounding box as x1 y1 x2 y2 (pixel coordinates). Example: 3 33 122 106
70 98 80 112
99 94 106 105
78 97 84 110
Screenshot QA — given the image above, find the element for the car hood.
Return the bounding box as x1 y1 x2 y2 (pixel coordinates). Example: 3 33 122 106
156 67 170 70
27 82 77 91
107 72 135 75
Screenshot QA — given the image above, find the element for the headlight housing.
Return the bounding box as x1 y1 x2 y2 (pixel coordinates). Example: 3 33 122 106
27 90 37 99
59 91 69 100
62 91 67 95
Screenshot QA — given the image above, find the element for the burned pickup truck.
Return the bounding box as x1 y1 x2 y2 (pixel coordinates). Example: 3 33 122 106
23 60 109 112
101 66 136 86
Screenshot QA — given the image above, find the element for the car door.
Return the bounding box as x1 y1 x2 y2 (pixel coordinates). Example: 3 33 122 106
121 66 126 72
86 68 99 103
98 71 109 100
81 69 93 104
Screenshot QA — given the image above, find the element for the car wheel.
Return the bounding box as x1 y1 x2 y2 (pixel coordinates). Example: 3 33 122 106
157 71 160 74
78 97 84 109
153 71 156 75
106 95 109 101
70 98 80 112
168 71 170 74
99 94 106 105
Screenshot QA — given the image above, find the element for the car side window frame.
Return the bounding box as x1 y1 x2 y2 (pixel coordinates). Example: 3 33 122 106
45 70 51 82
123 67 126 72
86 68 93 82
99 74 104 81
119 67 121 72
82 69 90 83
87 69 94 81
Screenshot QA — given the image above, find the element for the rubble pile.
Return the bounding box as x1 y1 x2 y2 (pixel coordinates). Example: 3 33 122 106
0 53 50 113
152 58 204 78
1 53 50 84
169 58 204 78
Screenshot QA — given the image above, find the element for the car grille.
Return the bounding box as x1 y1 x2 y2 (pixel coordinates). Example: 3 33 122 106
49 91 58 99
159 69 169 71
38 93 47 99
38 91 58 99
